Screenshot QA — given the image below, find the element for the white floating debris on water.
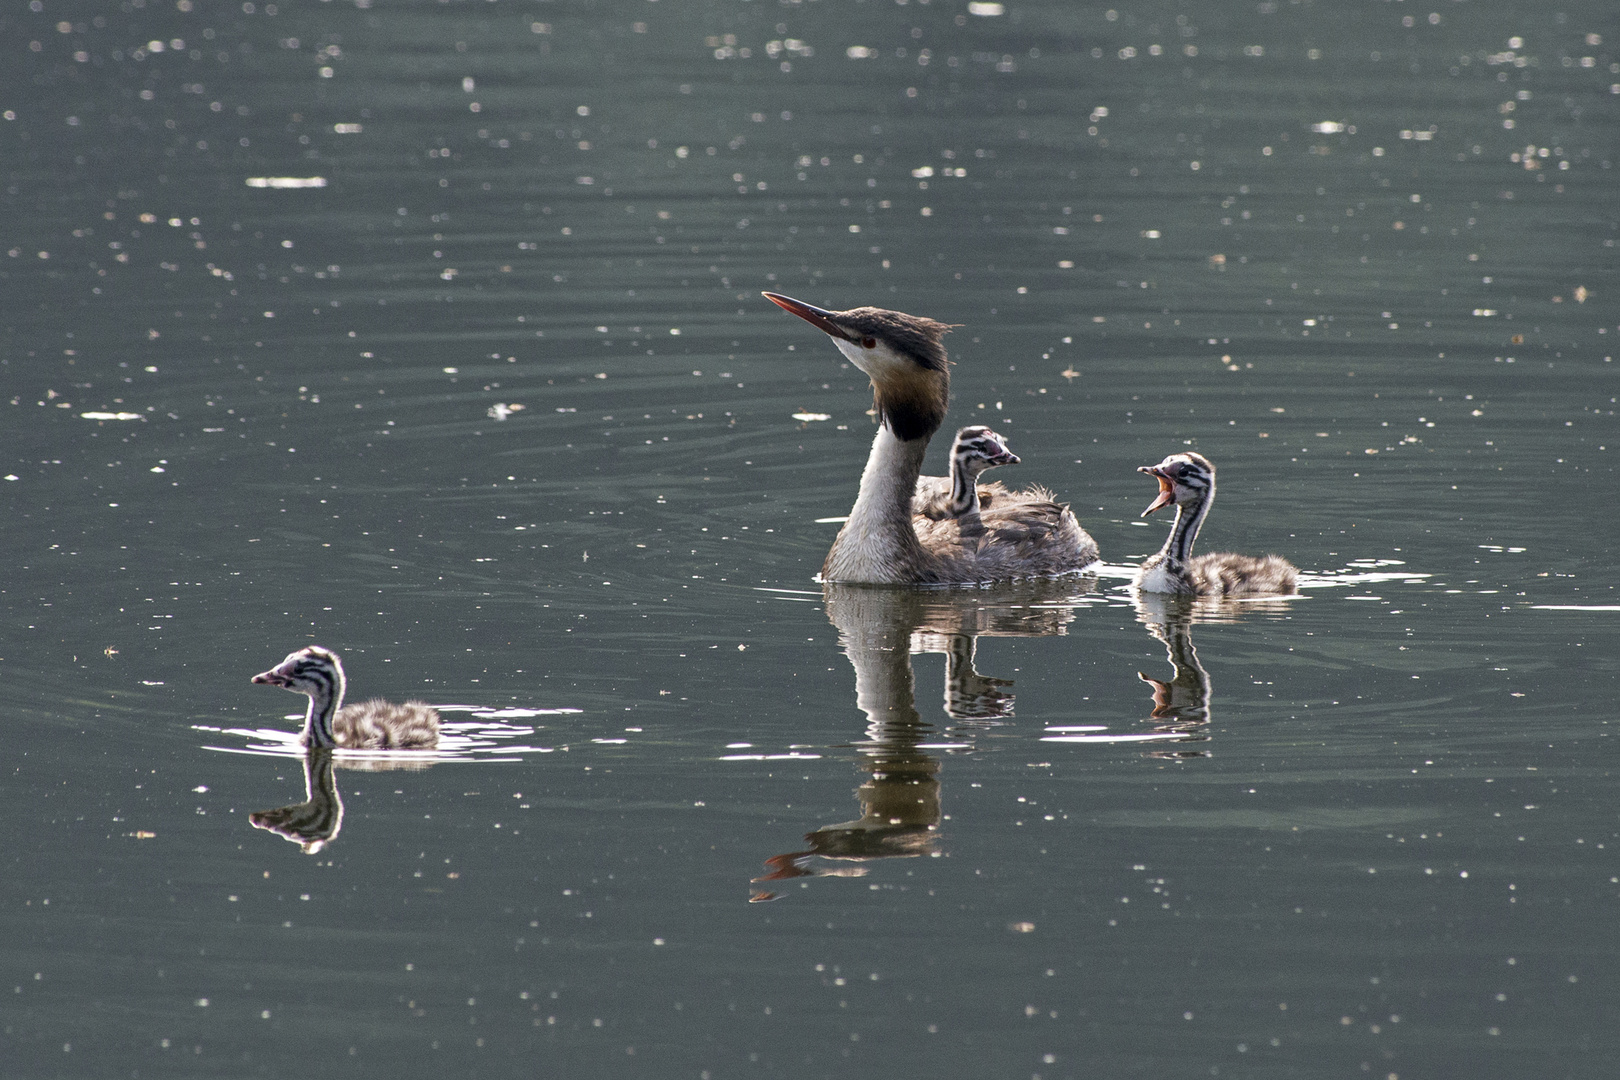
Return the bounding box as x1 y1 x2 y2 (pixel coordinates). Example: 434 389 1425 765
814 516 850 524
968 2 1006 15
1312 121 1347 133
245 177 328 189
487 403 526 420
332 123 363 134
80 411 145 421
791 411 831 422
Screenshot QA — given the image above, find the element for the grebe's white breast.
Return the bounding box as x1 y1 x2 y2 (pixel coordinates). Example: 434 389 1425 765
1135 561 1192 596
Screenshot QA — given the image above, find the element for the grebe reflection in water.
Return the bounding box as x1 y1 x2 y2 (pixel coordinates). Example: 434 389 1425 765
749 580 1088 901
249 750 345 854
249 746 437 854
1127 591 1297 758
1131 594 1214 758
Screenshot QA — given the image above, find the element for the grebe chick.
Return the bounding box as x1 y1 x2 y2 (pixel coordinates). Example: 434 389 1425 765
764 291 1098 584
913 425 1020 527
1134 452 1297 596
252 645 440 750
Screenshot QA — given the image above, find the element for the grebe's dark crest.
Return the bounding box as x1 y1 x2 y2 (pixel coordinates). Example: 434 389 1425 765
252 645 440 749
1134 452 1297 596
764 292 1098 584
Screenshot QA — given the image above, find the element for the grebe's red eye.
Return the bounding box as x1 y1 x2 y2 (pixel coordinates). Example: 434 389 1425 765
861 336 877 349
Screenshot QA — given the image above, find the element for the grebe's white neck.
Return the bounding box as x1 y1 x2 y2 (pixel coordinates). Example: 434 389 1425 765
824 426 933 584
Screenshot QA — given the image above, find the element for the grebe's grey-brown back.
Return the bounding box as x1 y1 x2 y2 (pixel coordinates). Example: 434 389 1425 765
763 292 1098 584
252 645 440 750
1133 452 1297 596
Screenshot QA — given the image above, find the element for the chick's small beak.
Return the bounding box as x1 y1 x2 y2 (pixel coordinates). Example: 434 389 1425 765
1139 468 1176 517
252 669 286 686
762 292 852 342
994 450 1021 467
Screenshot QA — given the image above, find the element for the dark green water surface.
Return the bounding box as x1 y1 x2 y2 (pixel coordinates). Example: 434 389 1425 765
3 1 1617 1076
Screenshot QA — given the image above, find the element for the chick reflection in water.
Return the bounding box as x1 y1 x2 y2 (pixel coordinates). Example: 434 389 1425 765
248 746 436 853
250 750 346 853
1126 592 1295 757
750 581 1085 901
1131 593 1215 758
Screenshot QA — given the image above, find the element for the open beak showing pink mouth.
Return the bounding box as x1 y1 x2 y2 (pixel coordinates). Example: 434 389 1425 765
762 292 853 342
1138 466 1176 517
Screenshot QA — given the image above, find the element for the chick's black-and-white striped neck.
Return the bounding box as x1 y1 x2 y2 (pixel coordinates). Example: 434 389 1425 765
947 425 1019 518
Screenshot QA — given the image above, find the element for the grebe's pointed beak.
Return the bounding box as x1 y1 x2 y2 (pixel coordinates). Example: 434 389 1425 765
762 292 853 342
992 449 1021 467
1138 466 1176 517
252 667 289 687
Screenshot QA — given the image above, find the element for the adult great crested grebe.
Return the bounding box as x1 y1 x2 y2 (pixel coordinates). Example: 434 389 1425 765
252 645 440 749
764 292 1098 584
1134 452 1297 596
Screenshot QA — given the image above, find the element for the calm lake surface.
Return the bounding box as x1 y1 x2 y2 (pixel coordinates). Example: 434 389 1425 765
3 0 1617 1076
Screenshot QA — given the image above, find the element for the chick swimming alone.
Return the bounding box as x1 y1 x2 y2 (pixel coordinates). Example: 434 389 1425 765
252 645 440 750
1133 452 1297 596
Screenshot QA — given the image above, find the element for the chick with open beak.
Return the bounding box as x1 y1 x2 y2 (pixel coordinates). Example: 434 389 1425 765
1138 462 1181 517
1131 452 1297 597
